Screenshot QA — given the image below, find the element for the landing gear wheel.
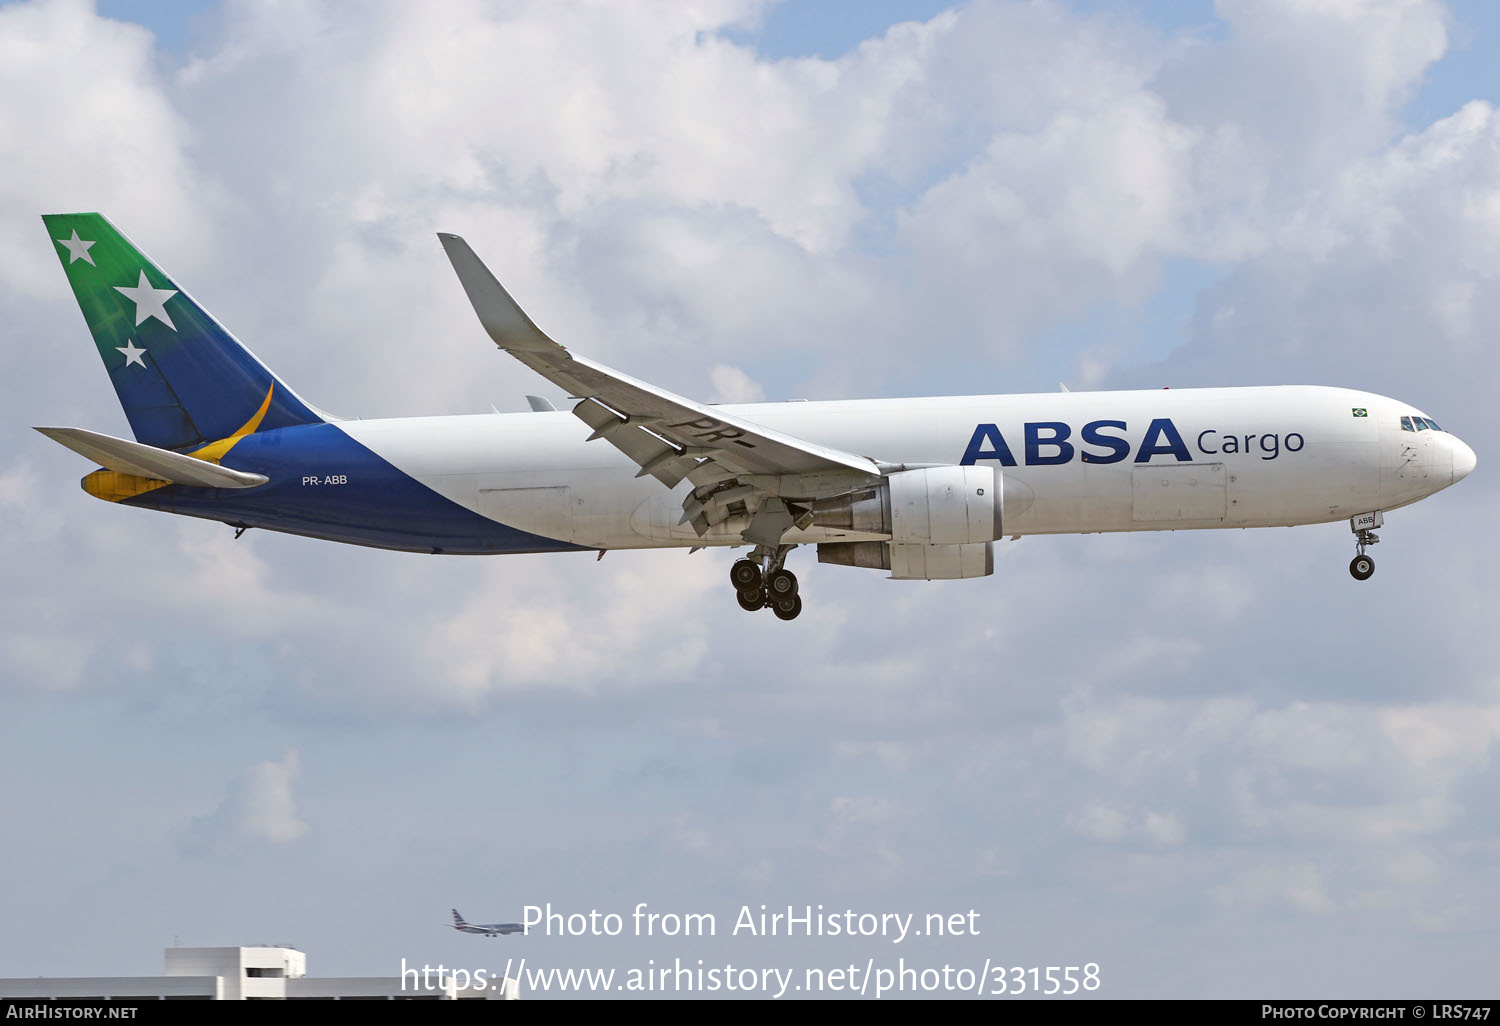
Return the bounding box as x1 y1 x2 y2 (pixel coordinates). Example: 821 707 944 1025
729 545 802 617
736 589 766 612
772 594 802 621
765 568 798 599
1348 515 1382 583
730 559 762 592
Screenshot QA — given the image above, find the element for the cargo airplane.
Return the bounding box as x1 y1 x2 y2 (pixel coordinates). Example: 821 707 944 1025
37 214 1475 620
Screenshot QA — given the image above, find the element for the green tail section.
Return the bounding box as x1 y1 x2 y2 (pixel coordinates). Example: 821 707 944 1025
43 213 322 451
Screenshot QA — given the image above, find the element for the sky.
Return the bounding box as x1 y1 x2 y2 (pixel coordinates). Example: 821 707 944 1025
1 0 1498 1000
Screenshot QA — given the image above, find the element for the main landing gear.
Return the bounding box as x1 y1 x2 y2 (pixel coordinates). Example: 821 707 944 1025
730 544 802 621
1349 511 1383 581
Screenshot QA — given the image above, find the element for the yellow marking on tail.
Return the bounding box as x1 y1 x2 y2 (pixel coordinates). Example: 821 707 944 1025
84 385 275 503
188 385 274 464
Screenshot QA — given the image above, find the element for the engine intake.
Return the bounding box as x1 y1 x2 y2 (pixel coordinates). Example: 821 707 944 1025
810 466 1001 545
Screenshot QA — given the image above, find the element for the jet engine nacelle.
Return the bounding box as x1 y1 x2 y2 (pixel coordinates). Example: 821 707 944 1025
810 465 1002 545
816 539 994 579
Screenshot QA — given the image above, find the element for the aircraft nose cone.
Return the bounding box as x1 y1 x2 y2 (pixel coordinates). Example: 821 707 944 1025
1453 437 1477 483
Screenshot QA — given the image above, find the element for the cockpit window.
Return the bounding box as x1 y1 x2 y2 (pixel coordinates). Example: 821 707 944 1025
1413 417 1429 431
1401 416 1414 432
1424 418 1442 431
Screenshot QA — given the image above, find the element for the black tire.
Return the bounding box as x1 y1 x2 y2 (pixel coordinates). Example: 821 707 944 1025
766 568 798 599
1349 554 1375 581
736 588 766 612
730 559 762 592
772 595 802 621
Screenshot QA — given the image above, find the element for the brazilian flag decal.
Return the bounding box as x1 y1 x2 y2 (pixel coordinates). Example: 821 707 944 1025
1352 408 1368 417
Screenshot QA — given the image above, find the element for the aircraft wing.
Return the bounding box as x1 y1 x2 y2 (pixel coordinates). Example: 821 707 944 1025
439 234 882 538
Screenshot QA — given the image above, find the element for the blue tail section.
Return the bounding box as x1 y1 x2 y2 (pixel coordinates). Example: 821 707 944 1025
43 212 324 451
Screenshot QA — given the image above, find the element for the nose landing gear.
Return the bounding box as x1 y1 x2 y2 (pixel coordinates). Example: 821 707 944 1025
729 544 802 620
1349 511 1383 581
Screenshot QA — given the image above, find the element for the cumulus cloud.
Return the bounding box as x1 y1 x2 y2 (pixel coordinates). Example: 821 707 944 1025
1216 862 1337 917
183 749 309 857
0 0 203 291
828 795 906 825
709 364 766 404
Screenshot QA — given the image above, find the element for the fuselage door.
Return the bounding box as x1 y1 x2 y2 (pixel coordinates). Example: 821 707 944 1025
476 485 576 544
1132 463 1227 523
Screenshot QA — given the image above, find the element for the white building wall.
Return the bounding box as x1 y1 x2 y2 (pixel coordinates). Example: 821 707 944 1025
286 976 456 1000
0 976 222 999
163 945 304 1000
0 948 514 1000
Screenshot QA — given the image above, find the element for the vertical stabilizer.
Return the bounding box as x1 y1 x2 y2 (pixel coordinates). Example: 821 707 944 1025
42 213 323 451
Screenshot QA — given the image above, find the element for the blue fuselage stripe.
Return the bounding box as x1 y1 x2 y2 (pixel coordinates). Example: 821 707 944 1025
120 422 584 555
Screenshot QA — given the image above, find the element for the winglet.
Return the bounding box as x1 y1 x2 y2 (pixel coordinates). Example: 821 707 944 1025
437 234 565 355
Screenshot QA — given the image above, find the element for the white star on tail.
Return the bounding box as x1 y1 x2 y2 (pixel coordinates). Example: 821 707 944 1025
55 230 96 265
115 271 178 330
116 340 147 368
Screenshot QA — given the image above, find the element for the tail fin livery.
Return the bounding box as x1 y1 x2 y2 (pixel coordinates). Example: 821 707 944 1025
452 909 466 928
42 213 323 451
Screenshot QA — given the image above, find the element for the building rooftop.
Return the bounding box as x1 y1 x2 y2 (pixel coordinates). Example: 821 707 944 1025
0 946 517 1001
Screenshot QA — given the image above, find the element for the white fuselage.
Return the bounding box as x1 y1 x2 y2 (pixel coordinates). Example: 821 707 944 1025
338 385 1473 551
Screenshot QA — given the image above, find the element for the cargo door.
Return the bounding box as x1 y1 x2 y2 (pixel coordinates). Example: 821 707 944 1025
1132 464 1226 523
477 485 575 543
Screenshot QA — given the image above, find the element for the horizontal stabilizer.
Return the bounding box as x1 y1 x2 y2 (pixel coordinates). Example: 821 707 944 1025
34 427 269 489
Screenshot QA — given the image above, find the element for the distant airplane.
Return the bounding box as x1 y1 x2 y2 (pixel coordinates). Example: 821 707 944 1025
37 213 1476 621
450 909 523 937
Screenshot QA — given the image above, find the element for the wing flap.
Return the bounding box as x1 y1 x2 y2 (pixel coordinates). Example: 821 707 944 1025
573 398 696 488
35 426 269 489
